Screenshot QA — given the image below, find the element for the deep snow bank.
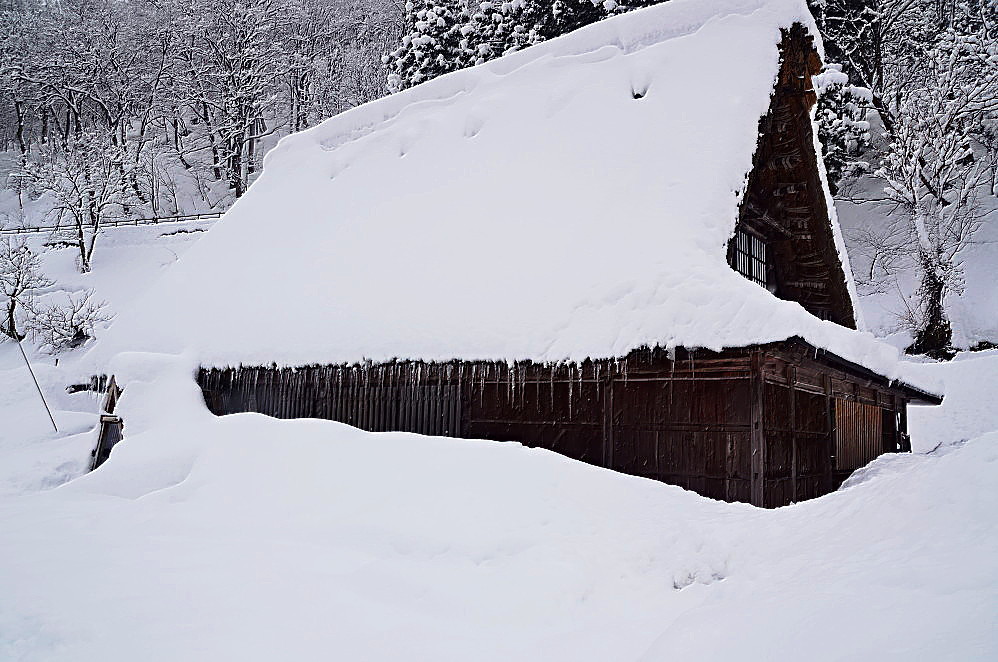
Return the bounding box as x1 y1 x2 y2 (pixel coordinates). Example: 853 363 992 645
901 349 998 452
1 388 995 661
0 223 210 495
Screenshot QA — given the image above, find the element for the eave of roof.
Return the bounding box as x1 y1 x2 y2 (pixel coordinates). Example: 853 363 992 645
810 343 943 405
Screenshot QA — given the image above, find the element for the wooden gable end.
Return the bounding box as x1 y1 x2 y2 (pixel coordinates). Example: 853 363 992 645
732 24 857 329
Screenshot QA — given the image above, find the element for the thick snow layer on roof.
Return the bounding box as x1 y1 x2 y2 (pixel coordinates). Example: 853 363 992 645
90 0 921 387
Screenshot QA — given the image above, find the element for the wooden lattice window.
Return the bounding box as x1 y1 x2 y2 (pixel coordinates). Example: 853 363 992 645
731 228 768 287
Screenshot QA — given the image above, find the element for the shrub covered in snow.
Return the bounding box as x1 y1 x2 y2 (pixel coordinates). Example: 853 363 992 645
27 290 111 355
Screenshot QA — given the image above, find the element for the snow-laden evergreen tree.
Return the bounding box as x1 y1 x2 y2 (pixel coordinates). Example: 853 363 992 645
465 0 544 63
813 63 871 193
462 0 659 63
385 0 471 92
543 0 606 37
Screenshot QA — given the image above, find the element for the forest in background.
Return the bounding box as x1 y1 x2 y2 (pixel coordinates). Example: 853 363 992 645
0 0 995 357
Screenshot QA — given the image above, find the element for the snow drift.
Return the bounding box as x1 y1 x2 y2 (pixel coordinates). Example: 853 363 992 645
1 391 994 661
4 354 995 661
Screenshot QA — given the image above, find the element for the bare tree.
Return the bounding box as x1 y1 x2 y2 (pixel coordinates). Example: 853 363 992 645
15 134 136 272
0 238 51 341
173 0 291 197
870 24 998 357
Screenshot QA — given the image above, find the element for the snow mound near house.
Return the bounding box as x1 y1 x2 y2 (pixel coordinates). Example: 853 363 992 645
80 0 928 390
901 349 998 451
1 378 995 661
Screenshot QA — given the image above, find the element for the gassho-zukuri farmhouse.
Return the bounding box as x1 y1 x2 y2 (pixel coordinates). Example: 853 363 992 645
87 0 942 508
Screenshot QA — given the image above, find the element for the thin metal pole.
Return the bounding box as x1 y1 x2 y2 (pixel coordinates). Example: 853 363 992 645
16 337 58 433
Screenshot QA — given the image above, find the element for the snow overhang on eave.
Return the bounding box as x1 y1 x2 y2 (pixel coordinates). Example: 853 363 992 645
810 346 943 406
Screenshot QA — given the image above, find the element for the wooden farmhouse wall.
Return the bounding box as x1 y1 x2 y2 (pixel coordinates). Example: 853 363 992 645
754 342 914 505
198 339 922 508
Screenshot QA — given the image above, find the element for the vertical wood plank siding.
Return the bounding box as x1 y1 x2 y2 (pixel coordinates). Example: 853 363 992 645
201 366 463 436
834 400 884 473
197 341 909 507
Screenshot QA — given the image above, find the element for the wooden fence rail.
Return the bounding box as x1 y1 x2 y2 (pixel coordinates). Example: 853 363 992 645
0 211 223 236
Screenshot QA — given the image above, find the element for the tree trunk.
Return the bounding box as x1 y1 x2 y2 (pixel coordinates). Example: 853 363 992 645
3 299 24 341
76 217 91 274
13 100 27 156
173 118 192 169
228 132 245 197
906 254 954 359
203 102 222 181
85 229 98 272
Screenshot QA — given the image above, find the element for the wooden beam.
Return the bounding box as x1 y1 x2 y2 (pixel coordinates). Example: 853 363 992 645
785 280 829 290
750 350 766 507
824 374 835 493
789 365 798 503
602 376 613 468
764 153 803 171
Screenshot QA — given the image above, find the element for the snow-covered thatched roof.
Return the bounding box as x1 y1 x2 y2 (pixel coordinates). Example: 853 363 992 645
91 0 932 388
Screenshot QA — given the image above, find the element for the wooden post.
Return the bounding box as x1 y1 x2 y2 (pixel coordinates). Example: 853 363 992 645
823 374 835 494
602 375 615 469
789 365 797 503
899 399 910 452
456 369 464 438
750 350 766 507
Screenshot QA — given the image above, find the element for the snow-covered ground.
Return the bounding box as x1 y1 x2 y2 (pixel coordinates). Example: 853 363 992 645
0 353 995 661
0 221 211 495
903 350 998 452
